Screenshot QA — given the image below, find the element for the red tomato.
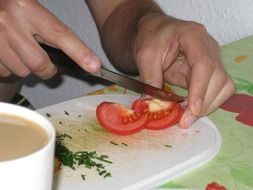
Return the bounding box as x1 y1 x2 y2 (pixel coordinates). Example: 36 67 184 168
205 182 227 190
96 102 147 135
132 98 183 130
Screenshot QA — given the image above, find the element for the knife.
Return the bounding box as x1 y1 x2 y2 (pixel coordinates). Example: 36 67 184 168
40 44 185 102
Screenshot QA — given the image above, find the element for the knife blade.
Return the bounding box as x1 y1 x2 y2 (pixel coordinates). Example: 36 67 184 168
93 68 185 102
40 44 185 102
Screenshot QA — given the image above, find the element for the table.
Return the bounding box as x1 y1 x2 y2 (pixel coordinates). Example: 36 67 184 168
86 35 253 189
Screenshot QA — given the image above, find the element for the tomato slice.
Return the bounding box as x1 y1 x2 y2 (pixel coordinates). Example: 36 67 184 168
132 98 183 130
96 102 147 135
205 182 227 190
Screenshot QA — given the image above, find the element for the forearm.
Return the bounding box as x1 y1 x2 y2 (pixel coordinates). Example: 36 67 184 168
85 0 123 30
87 0 166 74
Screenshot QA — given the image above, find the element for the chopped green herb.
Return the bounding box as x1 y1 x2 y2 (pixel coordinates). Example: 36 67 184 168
55 134 112 179
99 170 107 176
78 115 82 117
64 110 69 115
110 141 119 146
46 113 51 117
56 133 72 141
59 121 63 125
104 172 112 178
121 142 128 146
81 174 86 181
165 144 172 148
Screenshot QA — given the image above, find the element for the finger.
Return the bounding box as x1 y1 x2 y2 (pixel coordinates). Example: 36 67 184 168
204 77 235 115
182 35 217 116
136 48 164 89
0 38 20 77
163 55 190 88
0 44 30 77
0 63 11 77
136 39 180 89
187 59 215 116
179 107 198 129
30 5 101 73
8 32 57 79
200 68 228 113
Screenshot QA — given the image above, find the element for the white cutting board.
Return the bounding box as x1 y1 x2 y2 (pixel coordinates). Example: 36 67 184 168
37 94 221 190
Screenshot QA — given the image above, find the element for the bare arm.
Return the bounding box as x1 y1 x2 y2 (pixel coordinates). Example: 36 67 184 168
86 0 235 128
85 0 122 30
86 0 165 74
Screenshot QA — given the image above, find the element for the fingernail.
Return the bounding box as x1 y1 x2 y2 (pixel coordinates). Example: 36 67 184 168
82 56 100 71
194 98 203 115
184 115 196 128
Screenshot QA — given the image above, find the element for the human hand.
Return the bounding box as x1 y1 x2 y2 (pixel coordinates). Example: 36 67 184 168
135 15 235 128
0 0 101 79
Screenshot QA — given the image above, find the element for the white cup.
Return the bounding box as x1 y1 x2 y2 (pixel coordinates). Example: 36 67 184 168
0 102 56 190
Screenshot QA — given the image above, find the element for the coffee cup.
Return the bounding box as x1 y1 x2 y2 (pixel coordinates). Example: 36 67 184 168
0 102 55 190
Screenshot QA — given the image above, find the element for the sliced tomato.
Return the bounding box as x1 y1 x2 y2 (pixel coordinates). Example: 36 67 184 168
96 102 147 135
205 182 227 190
132 98 183 130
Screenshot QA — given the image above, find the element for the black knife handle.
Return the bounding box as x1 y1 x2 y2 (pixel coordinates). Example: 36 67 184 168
39 43 83 72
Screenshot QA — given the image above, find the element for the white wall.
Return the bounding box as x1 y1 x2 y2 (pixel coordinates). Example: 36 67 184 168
20 0 253 109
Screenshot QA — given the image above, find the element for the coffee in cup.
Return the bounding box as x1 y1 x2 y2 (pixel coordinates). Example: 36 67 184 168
0 102 55 190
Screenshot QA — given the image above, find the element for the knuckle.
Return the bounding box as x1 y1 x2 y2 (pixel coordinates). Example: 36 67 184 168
14 0 34 10
27 53 47 73
217 70 228 85
16 68 31 78
135 45 153 63
203 58 216 71
49 24 72 41
186 21 207 33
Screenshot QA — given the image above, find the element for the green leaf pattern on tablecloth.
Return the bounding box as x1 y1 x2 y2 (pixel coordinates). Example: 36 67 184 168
234 77 253 95
161 181 185 189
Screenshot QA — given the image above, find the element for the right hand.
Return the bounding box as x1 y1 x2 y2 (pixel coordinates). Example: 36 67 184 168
0 0 101 79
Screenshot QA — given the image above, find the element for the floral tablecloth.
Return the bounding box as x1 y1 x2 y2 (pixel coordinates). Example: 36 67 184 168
87 35 253 190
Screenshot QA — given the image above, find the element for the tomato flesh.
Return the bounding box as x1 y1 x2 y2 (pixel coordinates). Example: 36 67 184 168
96 102 147 135
205 182 227 190
132 98 183 130
96 98 183 135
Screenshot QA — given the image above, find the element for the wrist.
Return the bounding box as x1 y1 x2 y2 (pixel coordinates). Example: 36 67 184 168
101 0 165 74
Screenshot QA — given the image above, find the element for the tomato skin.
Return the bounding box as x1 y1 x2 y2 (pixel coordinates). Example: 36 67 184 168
205 182 227 190
96 102 147 135
132 98 183 130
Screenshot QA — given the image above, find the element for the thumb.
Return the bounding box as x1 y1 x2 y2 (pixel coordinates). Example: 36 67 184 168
179 107 198 128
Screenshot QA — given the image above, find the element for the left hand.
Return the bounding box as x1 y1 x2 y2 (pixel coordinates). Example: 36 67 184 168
135 15 235 128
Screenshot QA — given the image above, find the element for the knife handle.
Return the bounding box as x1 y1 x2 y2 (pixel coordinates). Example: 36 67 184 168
39 43 84 72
